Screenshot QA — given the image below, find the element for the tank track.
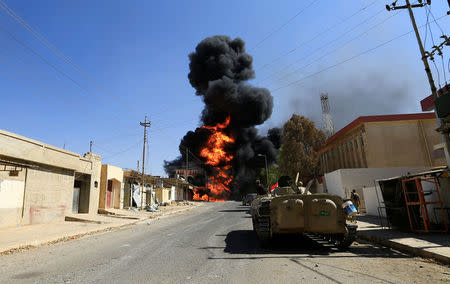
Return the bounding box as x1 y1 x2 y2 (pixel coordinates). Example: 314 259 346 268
321 224 357 250
253 201 272 245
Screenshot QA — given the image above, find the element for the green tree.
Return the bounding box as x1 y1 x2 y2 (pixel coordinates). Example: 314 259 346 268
279 114 326 182
258 164 281 187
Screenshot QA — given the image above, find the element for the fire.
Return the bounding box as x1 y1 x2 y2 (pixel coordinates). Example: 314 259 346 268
194 116 234 201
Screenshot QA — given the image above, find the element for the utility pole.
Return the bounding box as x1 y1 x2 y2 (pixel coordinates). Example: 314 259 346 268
137 160 140 172
140 116 151 209
386 0 450 167
89 141 93 153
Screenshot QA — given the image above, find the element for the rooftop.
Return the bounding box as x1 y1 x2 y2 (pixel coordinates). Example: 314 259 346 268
326 113 436 145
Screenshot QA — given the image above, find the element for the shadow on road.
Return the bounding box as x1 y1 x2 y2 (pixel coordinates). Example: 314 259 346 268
205 230 412 260
218 209 249 213
201 230 405 284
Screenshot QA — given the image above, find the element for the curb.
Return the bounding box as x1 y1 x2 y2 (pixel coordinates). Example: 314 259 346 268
356 231 450 265
0 204 201 256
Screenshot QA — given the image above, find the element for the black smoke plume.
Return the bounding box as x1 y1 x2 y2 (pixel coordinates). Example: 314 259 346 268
164 36 277 198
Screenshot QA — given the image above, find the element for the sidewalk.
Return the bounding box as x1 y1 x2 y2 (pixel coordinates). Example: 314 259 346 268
0 202 201 255
356 215 450 264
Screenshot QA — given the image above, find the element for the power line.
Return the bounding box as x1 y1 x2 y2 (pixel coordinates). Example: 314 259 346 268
0 24 134 121
270 14 448 93
0 0 140 117
250 0 321 51
425 5 445 35
101 139 144 161
256 7 388 85
0 36 128 123
262 9 397 88
257 0 379 70
0 59 109 129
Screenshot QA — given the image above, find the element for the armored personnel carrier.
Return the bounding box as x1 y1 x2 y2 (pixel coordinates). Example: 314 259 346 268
251 176 357 249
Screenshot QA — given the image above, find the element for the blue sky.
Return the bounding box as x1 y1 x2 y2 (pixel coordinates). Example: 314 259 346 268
1 0 449 176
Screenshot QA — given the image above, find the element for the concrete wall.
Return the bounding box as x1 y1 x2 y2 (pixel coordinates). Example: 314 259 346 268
324 167 428 216
156 188 170 203
362 186 386 217
0 129 102 228
83 153 101 214
0 170 26 227
365 120 444 168
170 186 176 201
23 167 74 225
323 170 344 197
0 130 94 175
175 186 185 201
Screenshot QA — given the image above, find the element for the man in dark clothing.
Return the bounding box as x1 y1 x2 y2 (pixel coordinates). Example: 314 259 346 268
255 180 267 195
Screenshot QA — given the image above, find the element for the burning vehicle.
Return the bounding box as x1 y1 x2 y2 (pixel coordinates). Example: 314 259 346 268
251 176 358 249
165 35 277 201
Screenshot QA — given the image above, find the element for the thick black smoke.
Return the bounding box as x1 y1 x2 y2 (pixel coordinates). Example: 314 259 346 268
267 127 283 150
164 36 277 197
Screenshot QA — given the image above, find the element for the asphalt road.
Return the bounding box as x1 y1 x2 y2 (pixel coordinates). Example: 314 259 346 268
0 202 448 284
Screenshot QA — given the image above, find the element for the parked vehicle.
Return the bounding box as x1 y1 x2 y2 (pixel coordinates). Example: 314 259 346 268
242 193 257 206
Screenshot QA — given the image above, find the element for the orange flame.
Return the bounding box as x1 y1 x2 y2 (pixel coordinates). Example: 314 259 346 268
194 116 234 201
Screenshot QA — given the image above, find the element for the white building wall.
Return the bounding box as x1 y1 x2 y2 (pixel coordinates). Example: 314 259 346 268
324 167 428 216
323 170 344 197
170 186 176 201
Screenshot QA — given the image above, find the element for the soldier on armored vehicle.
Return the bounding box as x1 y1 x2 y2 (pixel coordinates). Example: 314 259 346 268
251 175 357 249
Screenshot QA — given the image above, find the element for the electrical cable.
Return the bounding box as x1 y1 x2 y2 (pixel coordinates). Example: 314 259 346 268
256 8 388 85
0 24 133 120
0 0 140 117
250 0 321 51
423 5 430 47
102 139 144 161
0 60 108 128
264 10 399 88
270 14 448 93
0 37 126 123
441 55 447 85
257 0 379 70
425 5 445 36
432 59 442 88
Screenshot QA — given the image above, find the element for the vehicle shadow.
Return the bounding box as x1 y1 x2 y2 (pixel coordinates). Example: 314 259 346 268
208 230 412 260
218 209 249 213
201 230 406 284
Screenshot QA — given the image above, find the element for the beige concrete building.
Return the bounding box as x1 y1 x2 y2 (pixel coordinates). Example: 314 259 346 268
155 187 171 204
99 164 123 210
319 113 445 173
122 170 159 208
0 129 101 229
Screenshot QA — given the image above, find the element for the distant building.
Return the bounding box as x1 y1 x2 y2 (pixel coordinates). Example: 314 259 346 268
319 113 445 174
98 164 123 210
122 170 157 208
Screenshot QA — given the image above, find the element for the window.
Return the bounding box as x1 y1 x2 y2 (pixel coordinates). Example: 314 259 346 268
354 138 358 149
360 134 364 146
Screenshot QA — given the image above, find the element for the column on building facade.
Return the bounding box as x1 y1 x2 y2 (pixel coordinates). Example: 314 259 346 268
349 139 356 168
359 132 368 167
342 142 348 168
339 145 345 169
354 138 361 168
